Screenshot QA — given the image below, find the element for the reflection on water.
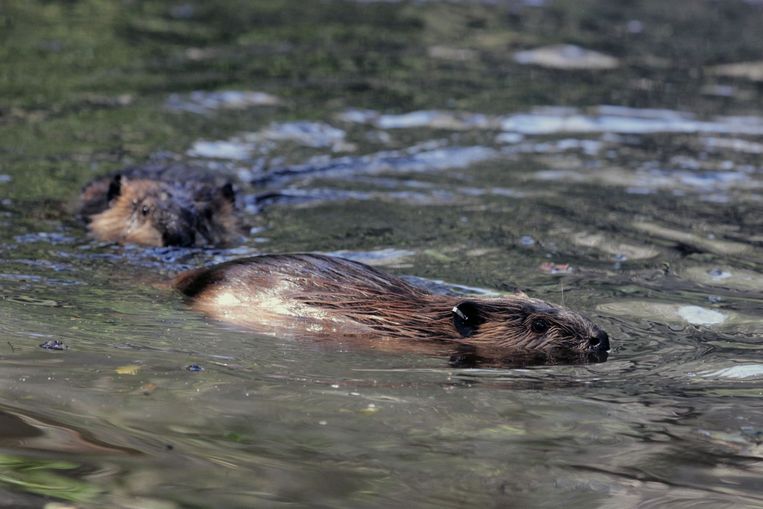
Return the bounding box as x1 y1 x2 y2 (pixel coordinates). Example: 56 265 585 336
344 105 763 135
1 0 763 507
165 90 280 115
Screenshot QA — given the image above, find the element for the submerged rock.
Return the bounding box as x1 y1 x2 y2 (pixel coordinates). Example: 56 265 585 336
513 44 619 70
596 301 744 328
188 121 351 159
338 109 499 130
707 61 763 82
631 222 751 256
166 90 280 114
39 340 67 351
247 121 351 150
683 266 763 292
188 140 254 160
375 111 497 130
427 45 479 62
677 305 727 325
701 364 763 379
701 136 763 154
572 232 659 260
501 106 763 135
341 106 763 136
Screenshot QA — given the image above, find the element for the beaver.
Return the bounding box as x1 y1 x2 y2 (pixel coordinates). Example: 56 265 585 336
174 254 610 366
78 167 241 247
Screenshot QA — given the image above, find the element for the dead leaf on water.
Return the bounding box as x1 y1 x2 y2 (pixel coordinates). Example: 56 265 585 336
359 404 380 415
116 365 141 375
139 383 158 395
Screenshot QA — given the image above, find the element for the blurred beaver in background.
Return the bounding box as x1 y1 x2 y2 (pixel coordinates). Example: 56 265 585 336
174 254 610 366
79 164 242 247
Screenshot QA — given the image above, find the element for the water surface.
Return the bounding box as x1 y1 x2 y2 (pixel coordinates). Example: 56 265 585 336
1 1 762 507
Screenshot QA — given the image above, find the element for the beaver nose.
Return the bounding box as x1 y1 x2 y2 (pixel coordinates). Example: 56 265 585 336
588 329 610 352
162 229 196 247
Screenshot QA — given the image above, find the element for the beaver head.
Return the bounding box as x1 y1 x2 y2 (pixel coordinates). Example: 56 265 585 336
446 296 609 366
87 174 238 247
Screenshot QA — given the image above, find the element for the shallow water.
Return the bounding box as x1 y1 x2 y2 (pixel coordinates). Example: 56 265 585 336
1 1 763 507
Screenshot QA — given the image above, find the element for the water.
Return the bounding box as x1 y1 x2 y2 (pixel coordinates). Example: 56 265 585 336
1 0 763 507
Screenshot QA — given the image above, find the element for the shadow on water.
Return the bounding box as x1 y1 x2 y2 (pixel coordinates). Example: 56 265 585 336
1 0 763 507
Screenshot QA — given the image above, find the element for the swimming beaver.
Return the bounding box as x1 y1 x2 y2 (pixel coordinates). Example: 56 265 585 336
79 168 241 247
174 254 610 366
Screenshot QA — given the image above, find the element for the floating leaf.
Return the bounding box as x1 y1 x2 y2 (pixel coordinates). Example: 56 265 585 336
115 365 141 375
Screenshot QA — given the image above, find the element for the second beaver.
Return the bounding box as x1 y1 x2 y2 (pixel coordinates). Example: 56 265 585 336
78 166 242 247
174 254 610 366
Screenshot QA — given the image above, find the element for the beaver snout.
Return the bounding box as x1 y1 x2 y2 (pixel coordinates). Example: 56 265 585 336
586 328 610 363
160 208 198 247
162 229 196 247
588 329 610 353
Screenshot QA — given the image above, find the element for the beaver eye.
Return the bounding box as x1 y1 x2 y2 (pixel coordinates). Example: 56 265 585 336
531 318 550 334
141 205 150 216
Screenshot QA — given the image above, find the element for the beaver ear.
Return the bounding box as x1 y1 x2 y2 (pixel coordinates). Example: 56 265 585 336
219 182 235 203
106 174 123 203
452 301 484 338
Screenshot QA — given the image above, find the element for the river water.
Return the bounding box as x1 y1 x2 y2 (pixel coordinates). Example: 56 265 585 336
1 1 762 507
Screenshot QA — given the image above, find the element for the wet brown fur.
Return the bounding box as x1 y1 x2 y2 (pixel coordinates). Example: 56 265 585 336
79 173 240 247
175 254 609 366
